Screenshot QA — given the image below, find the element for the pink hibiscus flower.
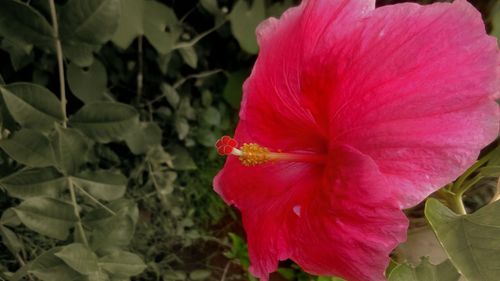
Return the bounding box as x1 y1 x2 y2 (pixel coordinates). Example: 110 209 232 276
214 0 500 280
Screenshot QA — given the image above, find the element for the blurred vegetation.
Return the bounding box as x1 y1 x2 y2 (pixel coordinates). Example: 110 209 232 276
0 0 499 281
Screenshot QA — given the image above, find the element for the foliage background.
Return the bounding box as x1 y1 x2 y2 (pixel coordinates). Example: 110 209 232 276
0 0 499 281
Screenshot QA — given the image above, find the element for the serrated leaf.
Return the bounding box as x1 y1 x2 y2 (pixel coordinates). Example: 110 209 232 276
98 250 146 277
0 167 66 199
0 0 54 49
60 0 121 45
67 60 109 103
29 248 85 281
179 46 198 68
426 199 500 281
69 102 139 143
124 122 162 155
14 197 77 240
0 129 55 167
55 243 99 275
72 170 127 201
229 0 265 54
0 225 23 255
51 126 90 175
388 258 460 281
1 83 63 131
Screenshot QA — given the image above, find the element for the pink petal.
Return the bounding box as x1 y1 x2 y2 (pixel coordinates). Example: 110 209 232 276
214 123 408 280
239 0 375 152
329 0 500 207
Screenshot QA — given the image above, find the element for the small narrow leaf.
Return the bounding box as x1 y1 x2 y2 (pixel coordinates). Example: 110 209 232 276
0 129 55 167
55 243 99 275
98 250 146 277
426 199 500 281
69 102 139 143
72 170 127 201
0 167 66 199
14 197 77 240
1 83 63 131
179 46 198 68
0 225 23 255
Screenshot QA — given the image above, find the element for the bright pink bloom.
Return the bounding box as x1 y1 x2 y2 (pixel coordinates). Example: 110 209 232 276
214 0 500 280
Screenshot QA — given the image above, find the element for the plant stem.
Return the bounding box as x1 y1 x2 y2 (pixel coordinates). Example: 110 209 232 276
137 35 143 97
450 193 467 215
48 0 68 128
68 177 89 247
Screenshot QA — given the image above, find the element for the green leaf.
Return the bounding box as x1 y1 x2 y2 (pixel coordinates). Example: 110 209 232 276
0 0 54 49
72 170 127 201
169 145 197 170
0 129 55 167
161 83 180 108
69 102 139 143
1 208 21 226
63 42 96 67
178 46 198 68
29 248 85 281
426 198 500 281
84 200 138 250
0 167 66 199
0 225 23 255
98 250 146 277
112 0 144 49
67 60 109 103
201 106 221 126
1 38 34 71
51 126 90 175
60 0 121 45
14 197 77 240
479 165 500 177
143 0 182 54
189 270 211 280
55 243 99 275
229 0 265 54
388 258 460 281
175 117 189 140
124 122 162 155
223 70 248 108
1 83 64 131
491 1 500 45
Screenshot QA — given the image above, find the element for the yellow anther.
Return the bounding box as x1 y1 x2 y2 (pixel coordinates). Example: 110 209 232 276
239 143 271 166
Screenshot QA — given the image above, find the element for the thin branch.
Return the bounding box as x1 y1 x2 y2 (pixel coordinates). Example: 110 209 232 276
220 261 231 281
48 0 68 128
68 177 89 247
137 35 144 97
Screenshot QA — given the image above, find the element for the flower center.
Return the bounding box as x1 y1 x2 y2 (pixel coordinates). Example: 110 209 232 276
215 136 326 166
